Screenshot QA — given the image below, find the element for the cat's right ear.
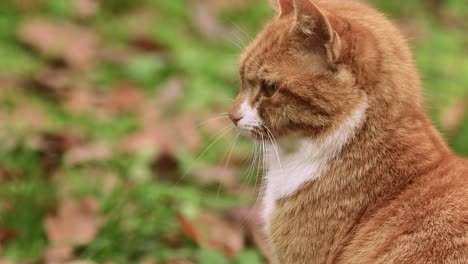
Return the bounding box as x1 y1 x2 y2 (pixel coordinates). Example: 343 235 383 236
270 0 294 17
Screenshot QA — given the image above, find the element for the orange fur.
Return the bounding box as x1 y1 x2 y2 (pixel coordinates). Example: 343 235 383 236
228 0 468 263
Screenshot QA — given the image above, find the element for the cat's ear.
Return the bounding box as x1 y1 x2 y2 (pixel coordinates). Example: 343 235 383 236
293 0 341 63
271 0 294 16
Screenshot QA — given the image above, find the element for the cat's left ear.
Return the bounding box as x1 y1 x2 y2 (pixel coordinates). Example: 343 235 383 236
293 0 341 63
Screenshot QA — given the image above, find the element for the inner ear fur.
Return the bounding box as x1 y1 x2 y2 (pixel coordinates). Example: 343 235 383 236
275 0 342 63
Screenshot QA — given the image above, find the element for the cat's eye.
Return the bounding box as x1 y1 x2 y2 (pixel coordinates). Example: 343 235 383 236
261 80 279 98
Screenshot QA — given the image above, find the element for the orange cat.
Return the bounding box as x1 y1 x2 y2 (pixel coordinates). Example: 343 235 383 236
228 0 468 263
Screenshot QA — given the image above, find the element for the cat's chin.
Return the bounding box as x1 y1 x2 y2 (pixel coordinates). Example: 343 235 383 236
236 126 267 141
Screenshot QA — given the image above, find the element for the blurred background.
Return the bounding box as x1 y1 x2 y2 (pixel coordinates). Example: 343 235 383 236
0 0 466 263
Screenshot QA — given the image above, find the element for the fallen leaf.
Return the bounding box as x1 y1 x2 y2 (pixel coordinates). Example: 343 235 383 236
43 245 74 264
140 259 158 264
189 0 225 40
155 78 185 111
151 152 179 181
72 0 99 18
177 211 244 256
441 98 466 134
33 68 74 99
13 0 43 11
189 0 245 42
121 127 171 153
106 82 145 114
66 260 97 264
165 260 195 264
0 167 18 183
202 0 249 11
0 228 17 245
36 131 83 173
0 260 16 264
130 35 168 53
62 85 105 116
44 197 100 246
64 143 112 165
18 19 99 68
173 113 201 152
193 165 238 188
225 206 273 262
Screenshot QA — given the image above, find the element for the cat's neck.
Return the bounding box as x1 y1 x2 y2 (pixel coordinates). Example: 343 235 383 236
263 100 369 222
262 99 451 224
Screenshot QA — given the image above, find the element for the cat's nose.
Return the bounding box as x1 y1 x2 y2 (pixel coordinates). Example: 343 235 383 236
229 111 243 125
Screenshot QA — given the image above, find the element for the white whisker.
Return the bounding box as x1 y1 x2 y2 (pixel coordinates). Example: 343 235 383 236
175 125 234 186
241 134 266 227
195 113 229 128
216 132 240 200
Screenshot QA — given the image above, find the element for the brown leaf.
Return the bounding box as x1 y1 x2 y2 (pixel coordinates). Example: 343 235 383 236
155 78 185 110
121 127 172 153
64 143 112 165
44 197 100 246
43 245 74 264
173 113 201 152
130 35 167 53
0 228 17 245
18 19 99 68
33 68 74 99
441 98 467 134
72 0 99 18
177 211 244 256
151 152 179 181
0 260 17 264
189 0 225 40
36 131 83 173
13 0 43 11
0 167 18 183
193 165 238 187
107 82 145 114
202 0 249 11
165 260 194 264
225 206 273 262
140 259 159 264
43 197 99 264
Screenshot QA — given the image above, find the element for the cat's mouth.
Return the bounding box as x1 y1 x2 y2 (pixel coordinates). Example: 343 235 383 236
237 125 269 141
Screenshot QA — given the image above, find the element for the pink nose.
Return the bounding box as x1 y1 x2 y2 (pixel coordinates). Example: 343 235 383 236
229 111 243 125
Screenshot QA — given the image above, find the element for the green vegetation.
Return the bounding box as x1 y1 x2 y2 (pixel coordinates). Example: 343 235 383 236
0 0 466 263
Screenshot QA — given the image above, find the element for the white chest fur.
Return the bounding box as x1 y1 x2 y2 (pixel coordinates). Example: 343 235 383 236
262 102 368 223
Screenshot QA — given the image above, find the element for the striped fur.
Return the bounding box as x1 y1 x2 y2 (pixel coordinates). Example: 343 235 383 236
228 0 468 263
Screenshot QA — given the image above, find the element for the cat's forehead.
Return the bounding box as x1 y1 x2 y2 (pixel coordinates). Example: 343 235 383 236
239 19 292 75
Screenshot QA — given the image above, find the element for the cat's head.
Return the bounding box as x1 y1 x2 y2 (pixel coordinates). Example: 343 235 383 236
228 0 385 140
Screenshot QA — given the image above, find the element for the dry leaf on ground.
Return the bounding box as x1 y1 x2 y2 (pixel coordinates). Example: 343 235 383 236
72 0 99 18
151 152 179 181
34 131 83 173
64 143 112 165
106 82 145 114
177 211 244 256
121 127 172 153
18 19 99 68
225 206 273 262
155 78 185 111
441 98 466 134
189 0 228 40
43 197 100 263
33 68 74 99
0 228 17 245
192 165 238 188
0 167 18 183
165 260 195 264
131 35 168 53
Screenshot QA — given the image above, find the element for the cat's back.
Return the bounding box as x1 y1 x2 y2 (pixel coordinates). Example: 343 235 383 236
338 156 468 264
